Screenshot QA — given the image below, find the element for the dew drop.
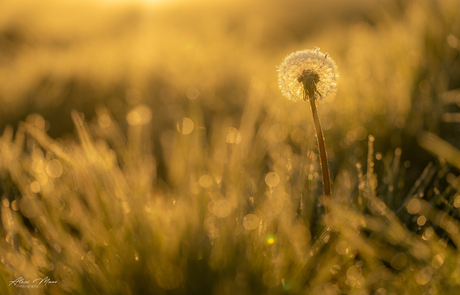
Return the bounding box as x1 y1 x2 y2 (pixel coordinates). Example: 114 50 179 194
127 104 152 126
11 200 18 211
226 127 242 144
155 264 183 290
391 252 407 270
186 87 200 100
269 124 287 143
346 265 362 280
432 253 445 269
243 214 259 230
454 195 460 208
30 181 41 193
199 175 213 188
213 199 231 218
177 117 194 135
417 215 427 226
416 266 433 285
46 159 63 178
330 264 341 275
87 251 95 263
20 198 37 218
32 159 45 174
265 172 280 187
336 241 349 255
5 233 14 245
422 227 435 240
406 198 421 214
98 114 112 128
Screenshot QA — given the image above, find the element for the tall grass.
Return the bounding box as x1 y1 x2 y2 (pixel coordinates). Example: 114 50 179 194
0 0 460 294
0 99 459 294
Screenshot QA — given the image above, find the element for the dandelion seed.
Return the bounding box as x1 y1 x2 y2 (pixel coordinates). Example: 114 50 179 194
278 47 338 102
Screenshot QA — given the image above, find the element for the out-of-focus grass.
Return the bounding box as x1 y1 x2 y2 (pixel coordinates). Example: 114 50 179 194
1 0 460 294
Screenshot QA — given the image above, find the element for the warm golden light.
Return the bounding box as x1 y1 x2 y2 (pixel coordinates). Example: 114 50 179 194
0 0 459 294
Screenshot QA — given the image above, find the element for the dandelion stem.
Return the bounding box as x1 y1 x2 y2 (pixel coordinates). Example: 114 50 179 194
308 97 332 211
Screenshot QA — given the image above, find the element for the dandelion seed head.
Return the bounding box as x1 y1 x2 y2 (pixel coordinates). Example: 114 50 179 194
278 47 338 102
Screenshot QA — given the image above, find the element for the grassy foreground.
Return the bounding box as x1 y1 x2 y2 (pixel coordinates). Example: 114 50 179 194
1 0 460 294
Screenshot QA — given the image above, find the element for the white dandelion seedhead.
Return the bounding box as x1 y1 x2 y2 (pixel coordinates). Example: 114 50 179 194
278 47 338 102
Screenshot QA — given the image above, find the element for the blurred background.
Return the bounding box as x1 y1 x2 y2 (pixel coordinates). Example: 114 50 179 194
1 0 459 180
1 0 460 294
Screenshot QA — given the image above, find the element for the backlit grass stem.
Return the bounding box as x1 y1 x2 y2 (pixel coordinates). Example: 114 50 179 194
308 97 332 209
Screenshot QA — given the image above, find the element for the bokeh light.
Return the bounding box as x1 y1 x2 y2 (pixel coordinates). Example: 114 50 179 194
1 0 460 294
266 235 275 245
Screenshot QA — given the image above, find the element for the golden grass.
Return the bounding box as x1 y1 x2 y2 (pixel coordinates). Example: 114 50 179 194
0 0 460 294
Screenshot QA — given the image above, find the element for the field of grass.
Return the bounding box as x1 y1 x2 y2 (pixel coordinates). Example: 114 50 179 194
1 0 460 294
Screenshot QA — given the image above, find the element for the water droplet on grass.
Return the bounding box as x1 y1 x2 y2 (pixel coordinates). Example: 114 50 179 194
391 252 407 269
46 159 63 178
177 117 194 135
213 200 231 218
226 127 241 144
199 175 213 188
265 172 280 187
243 214 259 230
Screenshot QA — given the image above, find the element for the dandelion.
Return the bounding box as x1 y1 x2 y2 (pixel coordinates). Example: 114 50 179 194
278 47 338 102
278 47 338 212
